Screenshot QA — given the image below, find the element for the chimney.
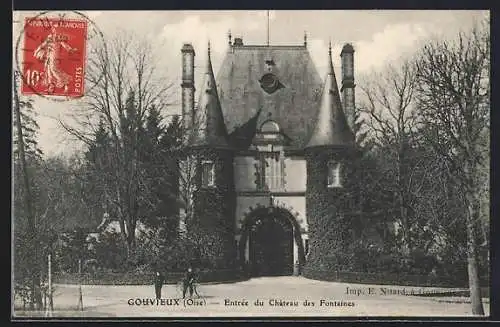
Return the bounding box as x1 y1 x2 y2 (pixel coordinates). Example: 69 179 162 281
340 43 355 132
181 43 195 135
233 37 244 47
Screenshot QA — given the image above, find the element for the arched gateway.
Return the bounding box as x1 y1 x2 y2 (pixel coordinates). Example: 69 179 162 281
238 206 306 277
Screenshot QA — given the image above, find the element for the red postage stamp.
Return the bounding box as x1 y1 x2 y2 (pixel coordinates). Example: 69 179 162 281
21 17 87 97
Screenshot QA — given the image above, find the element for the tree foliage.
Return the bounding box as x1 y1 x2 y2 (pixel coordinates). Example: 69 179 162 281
60 31 176 258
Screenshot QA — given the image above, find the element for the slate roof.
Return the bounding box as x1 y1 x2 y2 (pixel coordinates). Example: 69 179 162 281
306 46 355 148
215 44 324 149
189 44 230 149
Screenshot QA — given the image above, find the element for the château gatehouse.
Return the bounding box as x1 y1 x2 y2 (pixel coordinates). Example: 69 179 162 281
179 33 370 281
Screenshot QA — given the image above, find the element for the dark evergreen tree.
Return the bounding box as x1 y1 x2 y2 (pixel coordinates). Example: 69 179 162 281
83 118 113 222
13 97 43 164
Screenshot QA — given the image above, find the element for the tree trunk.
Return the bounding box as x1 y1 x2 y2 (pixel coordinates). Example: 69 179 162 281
465 188 484 315
124 220 137 262
13 74 43 310
400 195 410 258
397 147 410 263
125 241 133 262
127 230 136 255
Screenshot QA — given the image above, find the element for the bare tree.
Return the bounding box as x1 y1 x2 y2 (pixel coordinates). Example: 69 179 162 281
13 68 92 309
13 73 43 309
178 151 198 235
414 20 489 315
13 153 86 310
358 60 422 259
60 30 175 257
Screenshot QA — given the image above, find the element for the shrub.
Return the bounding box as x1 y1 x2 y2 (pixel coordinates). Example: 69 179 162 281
93 231 128 272
52 268 248 285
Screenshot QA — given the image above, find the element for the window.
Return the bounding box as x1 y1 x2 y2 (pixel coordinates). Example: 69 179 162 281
304 239 309 255
260 120 280 133
201 160 215 188
327 161 342 188
256 152 284 191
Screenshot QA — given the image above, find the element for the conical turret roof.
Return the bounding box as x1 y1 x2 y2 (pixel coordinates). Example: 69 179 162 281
189 42 230 149
306 43 355 148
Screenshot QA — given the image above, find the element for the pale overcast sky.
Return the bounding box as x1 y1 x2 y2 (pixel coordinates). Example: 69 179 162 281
12 10 488 157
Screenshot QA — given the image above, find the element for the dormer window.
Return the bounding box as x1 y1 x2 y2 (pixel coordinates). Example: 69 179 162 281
260 120 280 134
201 160 215 188
327 161 342 188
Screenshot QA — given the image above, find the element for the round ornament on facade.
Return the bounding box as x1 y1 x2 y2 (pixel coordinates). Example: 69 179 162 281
259 73 284 94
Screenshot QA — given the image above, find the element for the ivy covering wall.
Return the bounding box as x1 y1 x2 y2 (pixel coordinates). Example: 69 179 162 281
189 148 237 271
302 147 361 280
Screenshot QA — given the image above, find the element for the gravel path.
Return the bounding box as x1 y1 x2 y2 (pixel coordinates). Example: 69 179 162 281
13 276 490 318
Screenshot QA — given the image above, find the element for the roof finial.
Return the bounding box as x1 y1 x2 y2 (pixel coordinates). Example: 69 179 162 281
328 40 334 73
228 30 232 46
267 10 270 46
208 40 211 56
304 31 308 47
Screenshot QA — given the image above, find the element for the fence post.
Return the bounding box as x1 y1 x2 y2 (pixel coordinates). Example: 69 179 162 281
45 254 53 317
49 254 54 312
77 259 83 311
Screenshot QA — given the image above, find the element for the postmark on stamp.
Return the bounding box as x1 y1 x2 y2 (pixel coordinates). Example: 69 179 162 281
14 11 105 102
21 17 87 97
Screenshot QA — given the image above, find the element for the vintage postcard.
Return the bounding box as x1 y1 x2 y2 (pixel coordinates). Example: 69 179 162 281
11 10 490 319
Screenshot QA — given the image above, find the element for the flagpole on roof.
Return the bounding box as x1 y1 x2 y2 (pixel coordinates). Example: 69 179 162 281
267 10 270 46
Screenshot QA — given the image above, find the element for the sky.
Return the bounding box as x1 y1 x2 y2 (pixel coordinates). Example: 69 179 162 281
12 10 488 157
